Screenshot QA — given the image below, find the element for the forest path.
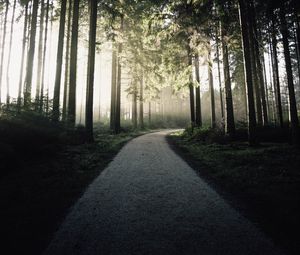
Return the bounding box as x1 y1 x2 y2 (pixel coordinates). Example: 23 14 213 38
44 130 284 255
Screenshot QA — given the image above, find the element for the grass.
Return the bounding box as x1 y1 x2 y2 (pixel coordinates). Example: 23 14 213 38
0 114 148 255
168 129 300 255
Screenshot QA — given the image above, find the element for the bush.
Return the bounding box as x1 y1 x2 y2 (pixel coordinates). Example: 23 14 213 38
183 126 227 144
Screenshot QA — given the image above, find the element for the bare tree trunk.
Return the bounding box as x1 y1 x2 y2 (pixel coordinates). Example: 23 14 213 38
115 16 124 134
110 44 117 130
208 42 216 128
280 8 299 143
68 0 80 126
24 0 39 108
221 20 235 137
194 53 202 127
35 0 45 106
45 2 54 115
132 82 137 129
39 0 50 112
18 2 29 111
62 0 72 121
238 0 257 145
215 23 224 121
85 0 97 142
139 73 144 129
0 0 8 105
271 15 284 128
148 101 151 125
53 0 67 121
294 12 300 81
252 15 269 125
248 5 263 127
188 47 195 127
5 0 16 106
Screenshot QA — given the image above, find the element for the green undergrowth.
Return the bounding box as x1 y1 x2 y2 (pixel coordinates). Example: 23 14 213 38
169 129 300 255
0 114 148 255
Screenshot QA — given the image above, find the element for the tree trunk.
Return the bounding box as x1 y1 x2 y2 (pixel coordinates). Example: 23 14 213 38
261 47 271 122
194 53 202 127
215 23 225 121
0 0 8 105
132 82 137 129
53 0 67 121
188 47 195 127
294 12 300 81
24 0 39 108
110 44 117 131
252 12 269 125
115 16 124 134
221 20 235 137
45 1 54 115
139 74 144 129
62 0 72 121
208 42 216 128
35 0 45 106
18 2 29 111
39 0 50 112
5 0 17 106
271 14 284 128
248 4 263 127
238 0 257 145
68 0 80 126
279 8 300 143
85 0 97 142
148 101 151 125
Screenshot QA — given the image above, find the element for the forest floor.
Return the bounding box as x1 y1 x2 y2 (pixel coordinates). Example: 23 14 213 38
168 130 300 255
0 115 149 255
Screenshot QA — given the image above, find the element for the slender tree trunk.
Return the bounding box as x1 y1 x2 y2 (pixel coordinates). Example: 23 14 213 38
252 16 269 125
268 38 277 123
294 12 300 80
0 0 8 105
68 0 80 126
208 42 216 128
5 0 16 106
248 5 263 127
17 2 29 111
261 48 271 122
186 45 195 127
53 0 67 121
148 101 151 125
139 74 144 129
24 0 39 108
45 1 54 115
115 16 124 134
221 21 235 137
293 28 300 82
194 53 202 127
62 0 72 121
280 8 300 143
0 5 3 43
215 23 224 121
35 0 45 106
271 15 284 128
85 0 97 142
39 0 50 112
238 0 257 145
132 82 137 129
110 44 117 130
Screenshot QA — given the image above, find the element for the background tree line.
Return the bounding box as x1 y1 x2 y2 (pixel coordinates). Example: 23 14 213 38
0 0 299 145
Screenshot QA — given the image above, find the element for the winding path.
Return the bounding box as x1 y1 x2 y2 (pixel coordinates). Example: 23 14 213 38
44 131 284 255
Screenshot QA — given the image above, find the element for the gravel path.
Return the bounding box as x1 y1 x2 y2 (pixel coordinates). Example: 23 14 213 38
44 131 284 255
